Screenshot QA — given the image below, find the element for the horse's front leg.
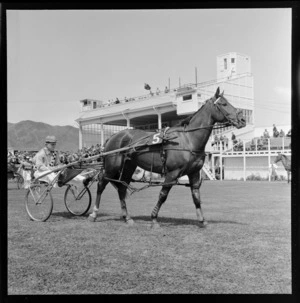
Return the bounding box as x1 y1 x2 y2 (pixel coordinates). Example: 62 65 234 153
150 171 179 228
151 184 173 228
88 175 108 222
188 170 207 228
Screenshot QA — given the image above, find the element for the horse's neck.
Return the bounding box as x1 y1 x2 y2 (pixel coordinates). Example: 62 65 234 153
185 104 215 150
281 155 291 167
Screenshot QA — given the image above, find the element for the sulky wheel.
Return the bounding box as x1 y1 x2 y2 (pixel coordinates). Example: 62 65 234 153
64 184 92 216
25 183 53 222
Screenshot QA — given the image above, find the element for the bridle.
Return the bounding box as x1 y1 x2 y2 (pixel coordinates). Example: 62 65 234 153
214 96 240 127
174 97 236 133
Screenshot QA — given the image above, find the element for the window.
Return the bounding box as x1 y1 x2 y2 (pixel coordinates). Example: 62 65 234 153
183 94 192 101
224 58 227 70
231 58 235 63
93 102 97 109
83 100 88 106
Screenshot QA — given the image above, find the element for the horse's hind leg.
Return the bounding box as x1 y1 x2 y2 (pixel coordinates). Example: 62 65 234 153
88 174 109 222
116 162 137 225
188 170 207 227
115 182 134 225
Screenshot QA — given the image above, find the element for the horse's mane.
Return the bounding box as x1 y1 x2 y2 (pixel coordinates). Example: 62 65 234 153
176 98 212 126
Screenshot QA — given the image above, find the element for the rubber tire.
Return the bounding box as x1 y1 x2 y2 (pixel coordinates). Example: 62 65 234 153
16 174 24 190
64 184 92 216
25 184 53 222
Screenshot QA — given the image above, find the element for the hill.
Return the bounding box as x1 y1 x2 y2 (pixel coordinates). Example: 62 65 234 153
7 120 79 152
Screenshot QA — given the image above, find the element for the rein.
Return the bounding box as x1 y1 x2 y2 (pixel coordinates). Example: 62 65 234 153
177 122 231 133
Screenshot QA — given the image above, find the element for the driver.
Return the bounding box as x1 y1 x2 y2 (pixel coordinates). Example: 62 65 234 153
32 135 85 186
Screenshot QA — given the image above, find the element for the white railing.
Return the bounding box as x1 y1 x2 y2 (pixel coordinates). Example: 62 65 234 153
80 73 253 112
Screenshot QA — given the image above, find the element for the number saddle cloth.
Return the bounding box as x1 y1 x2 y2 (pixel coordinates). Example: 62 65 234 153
128 127 178 175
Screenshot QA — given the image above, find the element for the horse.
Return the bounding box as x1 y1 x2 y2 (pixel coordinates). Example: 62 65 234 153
88 87 246 228
274 153 291 183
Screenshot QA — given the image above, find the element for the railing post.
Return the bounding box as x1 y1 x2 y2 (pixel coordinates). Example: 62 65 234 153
79 124 83 150
282 136 285 152
100 123 104 146
268 138 271 182
243 140 246 181
212 155 215 179
220 155 223 181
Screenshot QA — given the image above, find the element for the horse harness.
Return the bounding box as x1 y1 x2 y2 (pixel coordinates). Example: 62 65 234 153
119 124 227 177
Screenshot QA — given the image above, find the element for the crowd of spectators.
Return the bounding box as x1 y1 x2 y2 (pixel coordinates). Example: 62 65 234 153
211 124 291 152
7 144 104 171
95 85 172 109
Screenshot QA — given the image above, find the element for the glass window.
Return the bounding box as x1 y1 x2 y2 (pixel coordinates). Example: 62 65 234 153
231 58 235 63
224 58 227 70
183 94 192 101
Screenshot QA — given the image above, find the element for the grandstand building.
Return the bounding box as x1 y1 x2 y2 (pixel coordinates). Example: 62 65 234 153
76 52 291 181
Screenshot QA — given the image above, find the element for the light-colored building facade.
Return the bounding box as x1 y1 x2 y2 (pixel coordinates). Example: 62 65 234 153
75 52 291 181
76 52 255 149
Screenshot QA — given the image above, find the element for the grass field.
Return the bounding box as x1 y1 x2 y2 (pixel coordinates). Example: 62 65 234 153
7 180 291 294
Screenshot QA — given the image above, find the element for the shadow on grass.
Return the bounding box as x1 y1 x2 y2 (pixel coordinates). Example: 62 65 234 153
103 215 246 226
50 211 113 221
49 212 245 226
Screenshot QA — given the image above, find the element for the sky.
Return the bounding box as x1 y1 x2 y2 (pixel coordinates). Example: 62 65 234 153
7 8 291 128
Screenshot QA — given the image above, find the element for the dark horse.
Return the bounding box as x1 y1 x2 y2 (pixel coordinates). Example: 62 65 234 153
88 87 246 227
274 153 291 183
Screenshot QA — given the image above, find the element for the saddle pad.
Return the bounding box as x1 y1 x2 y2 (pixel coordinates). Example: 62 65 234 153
147 132 163 146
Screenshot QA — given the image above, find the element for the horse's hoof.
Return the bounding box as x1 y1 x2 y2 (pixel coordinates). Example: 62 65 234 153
151 222 161 229
125 218 135 225
199 220 207 228
88 215 96 222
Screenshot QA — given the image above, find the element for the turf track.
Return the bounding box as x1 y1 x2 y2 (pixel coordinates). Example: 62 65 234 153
7 180 291 294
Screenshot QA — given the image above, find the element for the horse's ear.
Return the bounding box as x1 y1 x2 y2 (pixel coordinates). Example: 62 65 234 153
215 87 220 98
221 90 224 96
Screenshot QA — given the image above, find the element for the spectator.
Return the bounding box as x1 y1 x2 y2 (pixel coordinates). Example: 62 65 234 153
224 135 229 149
263 129 270 138
156 88 160 95
214 135 220 149
237 139 243 151
257 137 263 150
269 163 278 181
124 97 128 102
115 98 120 104
279 129 285 137
286 129 291 137
273 124 279 137
164 86 169 93
219 135 224 149
250 138 256 150
231 132 237 145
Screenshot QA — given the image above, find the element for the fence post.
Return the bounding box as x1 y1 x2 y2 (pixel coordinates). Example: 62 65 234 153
243 140 246 181
282 136 285 152
220 155 223 181
212 155 215 179
268 138 271 182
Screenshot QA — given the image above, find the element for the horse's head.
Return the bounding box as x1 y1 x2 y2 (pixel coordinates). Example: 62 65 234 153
210 87 246 129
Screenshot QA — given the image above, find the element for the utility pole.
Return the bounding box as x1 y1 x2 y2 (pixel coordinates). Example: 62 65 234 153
195 67 198 86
